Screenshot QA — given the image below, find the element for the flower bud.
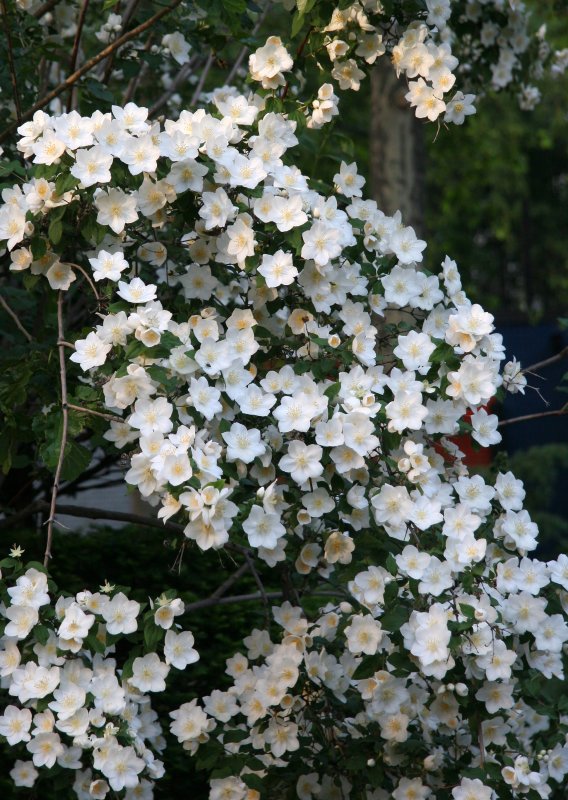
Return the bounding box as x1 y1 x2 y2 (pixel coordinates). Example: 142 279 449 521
423 755 436 771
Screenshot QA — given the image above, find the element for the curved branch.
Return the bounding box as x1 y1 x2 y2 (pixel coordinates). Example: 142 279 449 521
0 0 185 144
0 294 33 341
1 0 23 123
67 0 91 111
498 407 568 428
522 346 568 375
44 292 69 566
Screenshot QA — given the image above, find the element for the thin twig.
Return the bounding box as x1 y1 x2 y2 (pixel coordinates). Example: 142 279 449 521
44 292 69 566
148 58 196 117
1 0 23 123
281 26 313 100
0 500 185 535
522 346 568 375
100 0 142 83
184 589 341 614
0 0 185 144
64 262 100 301
32 0 61 19
243 549 270 624
67 0 91 111
498 407 568 428
66 403 123 423
209 561 251 600
185 590 284 613
478 719 485 768
0 294 33 341
190 52 214 107
226 0 270 85
122 32 154 105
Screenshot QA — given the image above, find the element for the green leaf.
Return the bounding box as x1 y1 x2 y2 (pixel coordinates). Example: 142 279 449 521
242 773 264 792
459 603 476 619
222 729 250 743
144 620 165 652
30 237 47 260
351 653 382 680
386 651 412 675
54 172 78 196
222 0 246 12
48 219 63 246
291 10 305 38
380 604 409 633
324 381 341 399
61 441 92 482
34 625 50 646
385 553 398 577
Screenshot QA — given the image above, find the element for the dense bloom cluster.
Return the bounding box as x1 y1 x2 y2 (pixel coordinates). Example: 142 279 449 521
1 27 567 800
0 560 198 796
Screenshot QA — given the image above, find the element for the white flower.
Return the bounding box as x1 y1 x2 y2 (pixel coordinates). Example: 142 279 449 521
130 652 170 692
170 700 209 743
279 441 323 485
162 31 191 64
89 249 129 281
301 222 343 267
334 162 365 198
243 505 285 549
94 187 138 233
386 389 428 433
452 777 492 800
70 146 113 186
222 422 265 463
470 408 501 447
164 630 200 669
27 732 64 768
0 706 32 744
345 614 383 655
258 250 298 287
10 760 38 788
101 592 140 635
117 277 157 303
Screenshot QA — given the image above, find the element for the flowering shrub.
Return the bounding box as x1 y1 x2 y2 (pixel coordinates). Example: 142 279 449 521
1 2 568 799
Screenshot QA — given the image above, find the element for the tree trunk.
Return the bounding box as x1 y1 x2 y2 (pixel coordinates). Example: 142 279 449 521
369 61 425 234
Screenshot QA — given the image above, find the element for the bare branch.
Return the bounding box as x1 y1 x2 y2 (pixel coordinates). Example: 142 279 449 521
148 59 196 118
190 52 214 107
0 500 185 535
522 346 568 376
243 548 270 624
63 262 100 302
0 294 33 341
498 407 568 428
185 590 284 613
44 292 69 566
32 0 61 19
1 0 23 123
184 589 342 614
0 0 185 144
67 0 91 111
100 0 142 84
226 0 270 85
209 561 251 601
122 32 155 105
66 403 123 423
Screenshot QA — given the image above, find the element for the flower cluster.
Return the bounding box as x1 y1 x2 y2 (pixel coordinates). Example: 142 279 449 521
0 559 199 797
0 31 567 800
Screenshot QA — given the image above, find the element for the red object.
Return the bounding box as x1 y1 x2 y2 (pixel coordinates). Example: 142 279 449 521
451 398 497 467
